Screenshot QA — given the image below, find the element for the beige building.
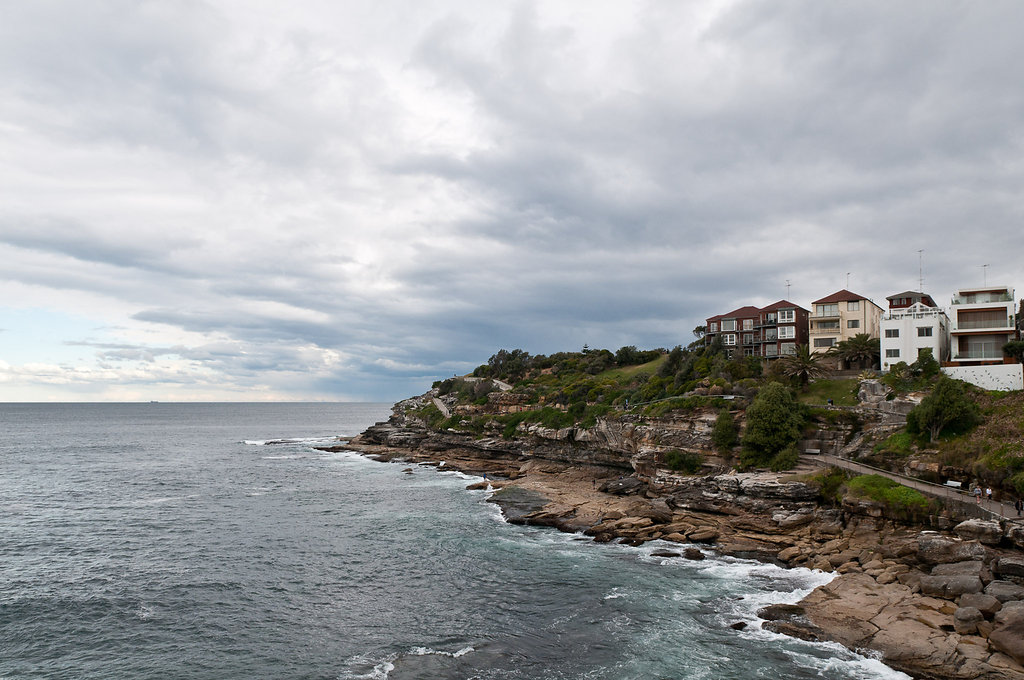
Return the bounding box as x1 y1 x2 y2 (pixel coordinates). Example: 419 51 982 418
808 289 883 355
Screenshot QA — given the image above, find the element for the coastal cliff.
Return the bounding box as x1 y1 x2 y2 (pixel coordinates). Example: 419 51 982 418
332 387 1024 680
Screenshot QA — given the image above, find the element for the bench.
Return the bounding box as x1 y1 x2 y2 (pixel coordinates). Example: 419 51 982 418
804 448 821 454
944 480 962 489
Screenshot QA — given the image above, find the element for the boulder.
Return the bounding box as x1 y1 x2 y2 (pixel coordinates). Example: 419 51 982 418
995 556 1024 579
601 476 646 495
644 498 674 524
917 534 987 565
990 605 1024 666
959 592 1002 618
954 519 1004 546
688 527 719 543
953 606 985 635
683 547 706 561
1008 525 1024 550
919 574 983 599
986 580 1024 602
650 550 681 558
777 546 803 562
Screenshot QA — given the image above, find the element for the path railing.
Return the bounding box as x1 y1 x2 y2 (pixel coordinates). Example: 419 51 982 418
810 453 1024 525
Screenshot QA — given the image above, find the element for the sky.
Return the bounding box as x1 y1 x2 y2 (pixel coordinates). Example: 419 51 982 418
1 0 1023 402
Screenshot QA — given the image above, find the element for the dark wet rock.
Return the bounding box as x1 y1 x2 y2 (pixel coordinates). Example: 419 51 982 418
683 548 706 561
995 556 1024 579
730 621 748 630
990 605 1024 665
986 580 1024 602
959 592 1002 618
601 476 646 496
917 533 987 565
487 486 548 522
953 606 984 634
651 550 681 558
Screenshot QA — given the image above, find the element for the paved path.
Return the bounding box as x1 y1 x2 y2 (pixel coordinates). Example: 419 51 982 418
810 453 1024 525
431 397 451 418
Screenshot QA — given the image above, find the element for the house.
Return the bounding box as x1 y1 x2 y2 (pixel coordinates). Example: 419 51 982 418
879 291 950 371
706 301 809 359
757 300 810 358
942 285 1022 390
808 289 883 356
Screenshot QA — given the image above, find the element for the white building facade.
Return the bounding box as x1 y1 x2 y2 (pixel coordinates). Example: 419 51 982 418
880 302 950 371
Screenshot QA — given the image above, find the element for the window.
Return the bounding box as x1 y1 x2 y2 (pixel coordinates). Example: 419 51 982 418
709 322 718 332
781 343 796 355
918 326 933 337
778 309 795 323
816 303 838 317
742 334 754 344
744 348 755 356
778 326 795 339
847 319 860 329
742 319 753 330
816 321 839 330
723 334 736 345
722 319 736 331
885 349 900 358
814 338 836 348
848 301 860 311
885 328 899 338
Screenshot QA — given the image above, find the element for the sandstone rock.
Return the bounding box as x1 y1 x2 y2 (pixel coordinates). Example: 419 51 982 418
651 550 681 558
931 559 984 577
986 580 1024 602
683 547 706 561
602 476 645 495
959 592 1002 618
953 606 984 634
917 534 987 565
645 498 675 524
995 556 1024 578
1008 525 1024 550
688 527 719 543
990 605 1024 665
828 550 861 568
876 571 897 585
777 546 803 562
954 518 1004 545
662 532 688 543
920 574 983 599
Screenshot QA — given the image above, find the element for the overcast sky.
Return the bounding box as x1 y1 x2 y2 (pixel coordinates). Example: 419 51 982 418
1 0 1022 402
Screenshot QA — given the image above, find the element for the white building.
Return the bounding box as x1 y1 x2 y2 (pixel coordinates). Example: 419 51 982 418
941 284 1022 391
879 291 950 371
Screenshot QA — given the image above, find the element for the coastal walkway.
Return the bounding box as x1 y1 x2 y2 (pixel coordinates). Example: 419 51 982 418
809 453 1024 525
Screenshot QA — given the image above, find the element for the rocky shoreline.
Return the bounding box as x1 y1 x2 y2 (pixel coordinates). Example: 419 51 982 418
325 401 1024 680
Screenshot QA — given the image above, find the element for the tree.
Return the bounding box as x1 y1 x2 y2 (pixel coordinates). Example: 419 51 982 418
741 382 804 468
658 345 685 377
1003 339 1024 363
906 376 981 443
829 333 880 370
615 345 641 366
910 347 940 378
693 325 707 340
778 344 830 386
476 349 531 381
711 407 738 451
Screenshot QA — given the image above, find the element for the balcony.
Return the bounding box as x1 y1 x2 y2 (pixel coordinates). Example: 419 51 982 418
954 319 1011 331
952 293 1012 305
953 349 1006 360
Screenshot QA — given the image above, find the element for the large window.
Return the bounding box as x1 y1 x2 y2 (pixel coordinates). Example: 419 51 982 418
722 319 736 331
778 309 795 323
847 319 860 329
848 301 860 311
885 328 899 338
886 349 900 358
814 338 836 348
743 334 754 344
743 319 753 330
918 326 933 337
778 326 795 339
723 334 736 345
816 303 838 317
781 343 796 355
816 321 839 330
709 322 718 332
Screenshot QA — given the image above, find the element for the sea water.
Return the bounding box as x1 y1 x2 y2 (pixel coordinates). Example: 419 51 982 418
0 403 909 679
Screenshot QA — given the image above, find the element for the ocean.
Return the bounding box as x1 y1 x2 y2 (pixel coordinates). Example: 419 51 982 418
0 402 910 679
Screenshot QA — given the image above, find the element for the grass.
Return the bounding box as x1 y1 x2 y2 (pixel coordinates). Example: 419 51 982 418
847 474 930 514
798 378 860 406
598 355 666 381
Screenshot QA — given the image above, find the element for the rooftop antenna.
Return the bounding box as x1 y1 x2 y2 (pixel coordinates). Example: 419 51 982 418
918 249 924 292
786 279 791 298
982 264 989 286
846 272 850 289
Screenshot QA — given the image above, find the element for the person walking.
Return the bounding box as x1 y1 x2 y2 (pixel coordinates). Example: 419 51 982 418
973 486 982 504
1016 498 1023 517
986 487 993 501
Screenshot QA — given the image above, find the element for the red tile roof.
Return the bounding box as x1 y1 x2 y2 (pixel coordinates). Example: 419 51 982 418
707 305 761 322
811 289 868 305
759 299 808 313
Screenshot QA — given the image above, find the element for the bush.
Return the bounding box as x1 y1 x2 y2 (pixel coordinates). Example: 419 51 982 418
663 449 704 473
711 408 738 451
812 467 849 505
907 376 981 443
741 382 804 468
769 445 800 472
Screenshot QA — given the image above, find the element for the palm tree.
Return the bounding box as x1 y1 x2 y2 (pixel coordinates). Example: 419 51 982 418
778 344 831 386
829 333 880 370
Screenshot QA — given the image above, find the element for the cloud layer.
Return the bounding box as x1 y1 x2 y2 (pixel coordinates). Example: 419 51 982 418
2 0 1023 401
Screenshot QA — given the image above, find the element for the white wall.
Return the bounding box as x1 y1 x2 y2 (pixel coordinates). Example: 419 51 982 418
942 364 1024 391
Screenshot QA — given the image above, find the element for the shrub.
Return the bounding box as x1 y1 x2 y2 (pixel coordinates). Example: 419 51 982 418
663 449 704 473
906 376 981 443
769 445 800 472
741 382 804 468
711 408 738 451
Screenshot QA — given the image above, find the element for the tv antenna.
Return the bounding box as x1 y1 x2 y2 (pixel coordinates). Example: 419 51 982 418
982 263 989 286
786 279 791 298
918 250 924 292
846 272 850 289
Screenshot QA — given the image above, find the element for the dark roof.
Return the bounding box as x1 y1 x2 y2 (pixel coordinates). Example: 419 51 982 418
886 291 937 306
707 305 761 322
812 289 870 305
760 299 808 313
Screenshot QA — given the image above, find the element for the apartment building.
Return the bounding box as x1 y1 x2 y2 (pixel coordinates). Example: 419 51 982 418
808 289 883 354
706 301 808 359
879 291 950 371
946 285 1018 365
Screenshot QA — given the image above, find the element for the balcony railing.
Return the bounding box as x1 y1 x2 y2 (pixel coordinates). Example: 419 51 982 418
952 293 1013 305
953 349 1005 360
954 319 1011 330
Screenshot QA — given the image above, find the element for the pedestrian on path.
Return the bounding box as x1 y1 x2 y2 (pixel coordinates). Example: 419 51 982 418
973 486 982 504
1016 498 1023 517
986 487 992 501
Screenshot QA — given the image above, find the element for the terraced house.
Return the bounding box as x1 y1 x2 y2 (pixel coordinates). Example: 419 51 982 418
705 301 808 359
